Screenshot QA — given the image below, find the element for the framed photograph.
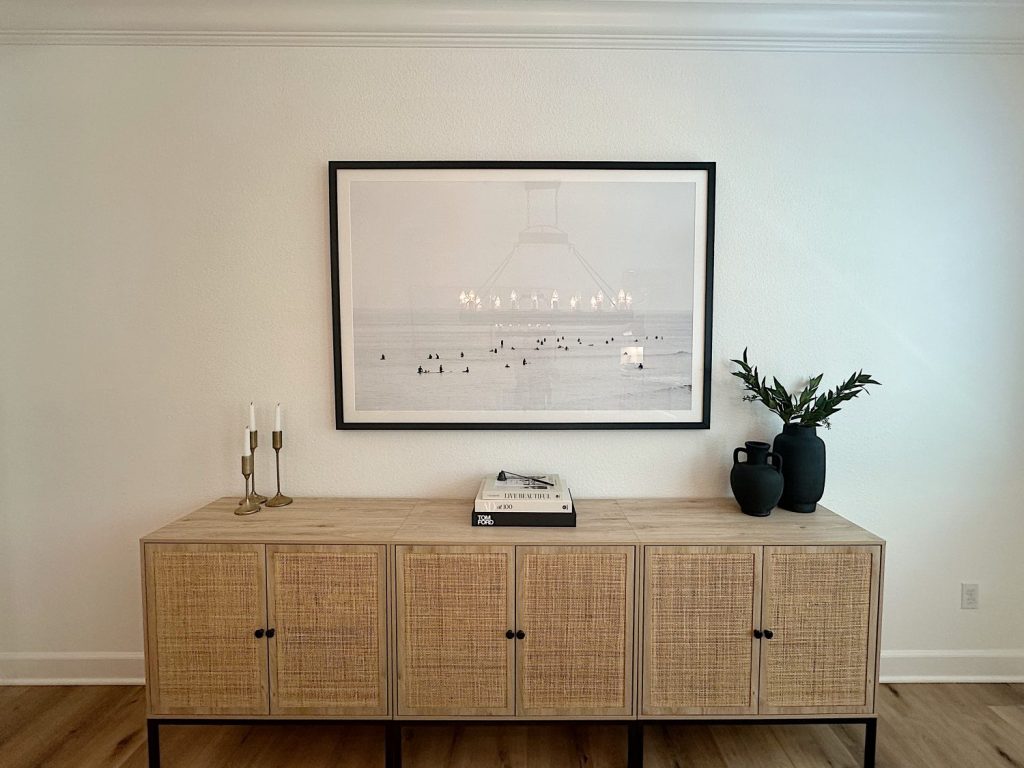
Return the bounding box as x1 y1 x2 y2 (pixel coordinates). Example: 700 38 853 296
329 161 714 429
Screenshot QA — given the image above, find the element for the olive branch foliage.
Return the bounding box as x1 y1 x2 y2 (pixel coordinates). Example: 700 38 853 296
730 349 881 428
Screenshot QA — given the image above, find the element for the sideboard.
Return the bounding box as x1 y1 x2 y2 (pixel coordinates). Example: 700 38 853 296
141 497 883 767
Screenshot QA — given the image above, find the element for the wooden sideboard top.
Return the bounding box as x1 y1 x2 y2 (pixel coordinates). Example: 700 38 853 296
142 497 883 546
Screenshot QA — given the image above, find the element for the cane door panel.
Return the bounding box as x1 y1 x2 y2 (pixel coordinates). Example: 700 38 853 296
267 544 388 715
516 546 635 717
145 543 269 715
396 545 515 717
642 546 761 716
759 545 880 714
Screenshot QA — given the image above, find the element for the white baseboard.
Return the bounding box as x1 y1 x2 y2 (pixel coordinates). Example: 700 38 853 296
0 652 145 685
3 649 1022 685
880 650 1024 683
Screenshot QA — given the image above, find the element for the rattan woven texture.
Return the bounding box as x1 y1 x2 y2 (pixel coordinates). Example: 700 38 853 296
646 552 756 709
763 551 872 707
400 552 511 711
519 552 628 710
153 550 264 710
271 550 381 710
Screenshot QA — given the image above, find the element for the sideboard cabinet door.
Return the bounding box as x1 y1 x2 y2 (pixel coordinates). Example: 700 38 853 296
758 545 881 714
516 546 635 717
144 543 269 715
642 546 761 716
267 544 388 716
396 545 515 717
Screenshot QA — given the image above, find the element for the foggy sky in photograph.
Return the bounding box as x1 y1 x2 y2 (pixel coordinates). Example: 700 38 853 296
348 177 697 312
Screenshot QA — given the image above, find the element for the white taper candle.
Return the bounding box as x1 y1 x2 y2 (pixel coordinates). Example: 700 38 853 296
249 402 256 431
275 403 281 431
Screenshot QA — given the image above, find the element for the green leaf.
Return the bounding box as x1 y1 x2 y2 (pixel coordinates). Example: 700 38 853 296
732 349 878 425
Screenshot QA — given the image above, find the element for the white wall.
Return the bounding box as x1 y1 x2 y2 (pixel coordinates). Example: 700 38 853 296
2 41 1022 682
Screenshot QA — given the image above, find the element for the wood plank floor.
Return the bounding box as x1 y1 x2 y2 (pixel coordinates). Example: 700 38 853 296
0 684 1022 767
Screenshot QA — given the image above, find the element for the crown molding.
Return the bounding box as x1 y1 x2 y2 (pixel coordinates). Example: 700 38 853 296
1 1 1022 54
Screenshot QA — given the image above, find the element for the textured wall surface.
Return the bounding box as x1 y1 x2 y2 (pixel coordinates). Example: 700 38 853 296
1 44 1022 681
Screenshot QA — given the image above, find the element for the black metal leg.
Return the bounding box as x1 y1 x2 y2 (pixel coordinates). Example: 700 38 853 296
627 722 643 768
385 722 401 768
864 718 877 768
140 716 871 768
147 720 160 768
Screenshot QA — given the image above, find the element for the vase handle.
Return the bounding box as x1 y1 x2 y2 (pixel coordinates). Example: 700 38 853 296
733 447 747 465
767 451 783 471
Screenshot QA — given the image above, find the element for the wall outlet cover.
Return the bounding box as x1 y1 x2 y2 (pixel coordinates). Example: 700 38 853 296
961 583 980 610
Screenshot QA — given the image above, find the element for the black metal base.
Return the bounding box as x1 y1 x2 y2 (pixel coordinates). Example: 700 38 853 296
146 715 877 768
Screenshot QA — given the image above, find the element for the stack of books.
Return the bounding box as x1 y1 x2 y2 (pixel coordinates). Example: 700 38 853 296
472 473 576 527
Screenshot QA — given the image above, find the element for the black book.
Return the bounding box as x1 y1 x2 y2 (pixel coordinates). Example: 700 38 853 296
471 504 577 527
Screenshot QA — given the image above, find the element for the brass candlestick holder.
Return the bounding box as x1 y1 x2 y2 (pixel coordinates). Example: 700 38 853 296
249 429 268 504
266 430 293 507
235 454 261 515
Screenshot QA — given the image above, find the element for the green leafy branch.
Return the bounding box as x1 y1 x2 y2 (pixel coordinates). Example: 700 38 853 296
729 348 881 428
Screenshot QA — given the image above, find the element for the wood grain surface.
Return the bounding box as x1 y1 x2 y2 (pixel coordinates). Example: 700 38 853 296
1 684 1023 767
142 497 882 546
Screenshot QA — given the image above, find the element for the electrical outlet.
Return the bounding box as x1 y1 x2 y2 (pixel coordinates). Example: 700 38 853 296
961 583 980 610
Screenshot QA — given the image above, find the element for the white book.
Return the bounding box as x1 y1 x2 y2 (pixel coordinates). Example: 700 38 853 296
474 484 573 514
478 473 566 500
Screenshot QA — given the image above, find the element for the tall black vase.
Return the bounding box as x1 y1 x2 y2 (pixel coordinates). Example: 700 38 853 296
729 441 784 517
772 424 826 513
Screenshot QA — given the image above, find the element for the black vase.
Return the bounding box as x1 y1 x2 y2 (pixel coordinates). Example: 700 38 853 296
730 441 784 517
772 424 826 513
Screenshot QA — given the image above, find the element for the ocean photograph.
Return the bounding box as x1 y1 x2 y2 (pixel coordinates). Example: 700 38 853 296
353 310 693 412
336 167 708 422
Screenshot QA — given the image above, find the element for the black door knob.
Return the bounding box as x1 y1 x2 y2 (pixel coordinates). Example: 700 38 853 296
753 629 763 639
515 630 525 640
506 630 515 639
763 629 774 640
266 628 276 639
254 629 265 639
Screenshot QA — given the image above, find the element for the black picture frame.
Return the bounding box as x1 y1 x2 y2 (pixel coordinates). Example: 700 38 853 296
330 161 715 429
